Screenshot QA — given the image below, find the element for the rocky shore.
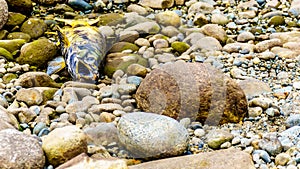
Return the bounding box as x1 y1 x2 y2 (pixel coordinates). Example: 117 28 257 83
1 0 300 168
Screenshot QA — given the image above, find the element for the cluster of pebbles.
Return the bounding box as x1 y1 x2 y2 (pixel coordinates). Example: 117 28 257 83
1 0 300 168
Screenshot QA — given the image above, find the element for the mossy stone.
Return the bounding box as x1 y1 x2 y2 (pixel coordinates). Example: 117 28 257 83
109 42 139 53
0 47 13 60
0 30 8 40
7 32 31 42
268 16 285 26
2 73 17 84
16 38 58 67
0 39 26 53
171 41 190 54
20 18 47 39
6 12 26 27
97 13 124 26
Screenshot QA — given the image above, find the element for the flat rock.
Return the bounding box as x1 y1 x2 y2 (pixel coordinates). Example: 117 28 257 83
89 103 123 113
16 88 43 106
117 112 189 159
129 148 255 169
139 0 174 9
237 78 272 99
42 125 88 167
84 122 119 145
0 105 18 130
0 129 45 169
57 153 128 169
135 62 248 125
16 71 61 88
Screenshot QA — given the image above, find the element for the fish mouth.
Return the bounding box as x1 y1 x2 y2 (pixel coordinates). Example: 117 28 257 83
75 60 98 83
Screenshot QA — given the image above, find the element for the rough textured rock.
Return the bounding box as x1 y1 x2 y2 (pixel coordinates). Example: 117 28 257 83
129 148 255 169
42 126 88 167
135 61 248 125
16 88 43 106
17 38 58 67
155 11 181 27
6 0 33 14
16 72 61 88
0 105 19 130
237 78 272 99
57 153 128 169
117 112 189 159
0 129 45 169
0 0 8 30
20 18 47 39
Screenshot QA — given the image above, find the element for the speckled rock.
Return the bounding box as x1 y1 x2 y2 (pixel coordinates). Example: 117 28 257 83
42 125 88 167
0 0 8 30
17 38 58 67
6 0 33 14
117 112 189 159
135 62 248 125
57 153 128 169
258 133 283 156
155 11 181 27
0 129 45 169
187 2 214 17
20 18 47 39
129 148 255 169
0 105 18 130
211 13 229 25
275 153 291 166
127 63 148 77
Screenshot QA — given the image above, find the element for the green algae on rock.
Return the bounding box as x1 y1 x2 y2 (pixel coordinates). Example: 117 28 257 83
7 32 31 42
5 12 27 27
0 47 13 60
0 39 26 54
171 41 190 54
104 53 148 77
16 38 58 68
20 18 48 39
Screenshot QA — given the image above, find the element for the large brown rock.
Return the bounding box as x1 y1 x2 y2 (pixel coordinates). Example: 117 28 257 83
135 61 248 125
128 148 255 169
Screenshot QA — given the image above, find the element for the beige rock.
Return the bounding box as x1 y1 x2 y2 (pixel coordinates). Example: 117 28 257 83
16 71 61 88
127 4 148 15
57 153 128 169
0 105 18 130
0 129 45 169
271 46 298 59
237 31 255 42
155 11 181 27
16 88 43 106
201 24 228 43
223 42 255 53
184 37 222 55
135 62 248 125
127 63 147 77
42 126 88 167
237 78 272 98
211 13 229 25
270 31 300 43
129 148 255 169
238 10 257 19
175 0 184 5
139 0 174 9
206 129 234 149
84 122 119 145
255 38 282 52
187 2 214 17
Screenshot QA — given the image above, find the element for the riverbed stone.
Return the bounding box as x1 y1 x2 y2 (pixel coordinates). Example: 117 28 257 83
0 129 45 169
117 112 189 159
135 61 248 125
0 0 8 30
42 125 88 167
20 18 47 39
129 148 255 169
